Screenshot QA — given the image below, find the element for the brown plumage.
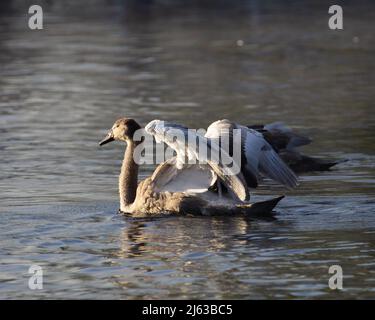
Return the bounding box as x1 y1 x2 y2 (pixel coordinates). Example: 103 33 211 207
99 118 284 217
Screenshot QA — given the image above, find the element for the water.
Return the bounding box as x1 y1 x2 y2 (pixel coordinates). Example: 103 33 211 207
0 0 374 299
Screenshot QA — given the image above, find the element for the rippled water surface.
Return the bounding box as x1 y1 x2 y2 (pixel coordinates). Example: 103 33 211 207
0 0 374 299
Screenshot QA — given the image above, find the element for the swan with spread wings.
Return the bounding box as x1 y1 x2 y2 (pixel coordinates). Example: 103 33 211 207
99 117 296 217
145 119 298 199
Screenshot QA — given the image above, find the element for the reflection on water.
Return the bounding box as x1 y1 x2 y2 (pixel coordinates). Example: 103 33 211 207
1 204 374 299
0 0 374 299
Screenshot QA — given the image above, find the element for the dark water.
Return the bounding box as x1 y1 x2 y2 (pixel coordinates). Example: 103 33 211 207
0 0 374 299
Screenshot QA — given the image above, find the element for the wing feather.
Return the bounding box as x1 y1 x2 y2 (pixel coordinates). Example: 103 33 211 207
146 120 249 201
151 158 217 193
206 120 298 189
240 125 298 188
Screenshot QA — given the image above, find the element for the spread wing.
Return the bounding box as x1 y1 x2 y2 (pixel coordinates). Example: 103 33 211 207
151 157 217 194
145 120 249 201
205 119 299 189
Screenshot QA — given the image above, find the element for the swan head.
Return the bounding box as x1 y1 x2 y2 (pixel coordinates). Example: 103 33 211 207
99 118 141 146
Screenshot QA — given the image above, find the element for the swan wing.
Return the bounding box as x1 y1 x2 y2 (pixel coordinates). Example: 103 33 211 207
205 119 258 188
151 157 179 189
151 158 217 193
239 125 299 188
206 120 298 189
145 120 249 201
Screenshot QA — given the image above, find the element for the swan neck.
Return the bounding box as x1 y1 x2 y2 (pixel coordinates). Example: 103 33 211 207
119 140 139 211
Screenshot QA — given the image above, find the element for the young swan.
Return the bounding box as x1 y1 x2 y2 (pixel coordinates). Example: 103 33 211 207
99 118 284 217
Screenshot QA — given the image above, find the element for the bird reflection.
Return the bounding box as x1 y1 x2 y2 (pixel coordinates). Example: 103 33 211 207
117 220 148 258
116 213 279 259
111 213 293 298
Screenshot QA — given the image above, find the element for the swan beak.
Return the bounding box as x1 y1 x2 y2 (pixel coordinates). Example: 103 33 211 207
99 131 114 146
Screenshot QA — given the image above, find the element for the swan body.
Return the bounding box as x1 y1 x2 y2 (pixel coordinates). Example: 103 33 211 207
99 118 289 217
123 175 284 217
